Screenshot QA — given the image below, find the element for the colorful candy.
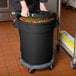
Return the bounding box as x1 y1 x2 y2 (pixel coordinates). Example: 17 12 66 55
19 16 54 24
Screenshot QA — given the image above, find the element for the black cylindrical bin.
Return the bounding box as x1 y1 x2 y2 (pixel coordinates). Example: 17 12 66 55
14 11 58 72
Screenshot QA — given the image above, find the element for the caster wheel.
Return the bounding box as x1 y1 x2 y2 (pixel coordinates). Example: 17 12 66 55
49 65 54 70
71 61 76 69
56 45 60 52
28 69 35 73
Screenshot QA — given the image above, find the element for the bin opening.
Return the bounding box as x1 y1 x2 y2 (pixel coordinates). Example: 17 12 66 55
19 16 55 24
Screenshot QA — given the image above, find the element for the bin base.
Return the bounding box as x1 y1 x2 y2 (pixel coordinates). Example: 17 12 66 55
20 56 54 70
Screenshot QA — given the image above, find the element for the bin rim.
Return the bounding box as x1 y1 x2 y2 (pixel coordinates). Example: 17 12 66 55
14 11 59 28
16 19 56 26
17 11 57 25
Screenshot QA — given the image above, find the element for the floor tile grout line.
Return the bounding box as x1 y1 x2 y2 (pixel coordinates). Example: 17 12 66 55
63 61 76 76
56 50 76 75
8 70 24 75
5 31 24 76
12 28 20 41
3 27 19 42
58 69 76 76
0 42 10 76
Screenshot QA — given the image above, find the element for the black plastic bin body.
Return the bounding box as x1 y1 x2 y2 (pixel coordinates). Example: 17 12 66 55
14 11 58 69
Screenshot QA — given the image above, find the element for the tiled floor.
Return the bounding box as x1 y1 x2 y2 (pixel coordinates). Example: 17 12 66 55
0 6 76 76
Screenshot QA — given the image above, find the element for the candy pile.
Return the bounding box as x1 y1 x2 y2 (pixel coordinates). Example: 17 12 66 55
19 16 54 23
